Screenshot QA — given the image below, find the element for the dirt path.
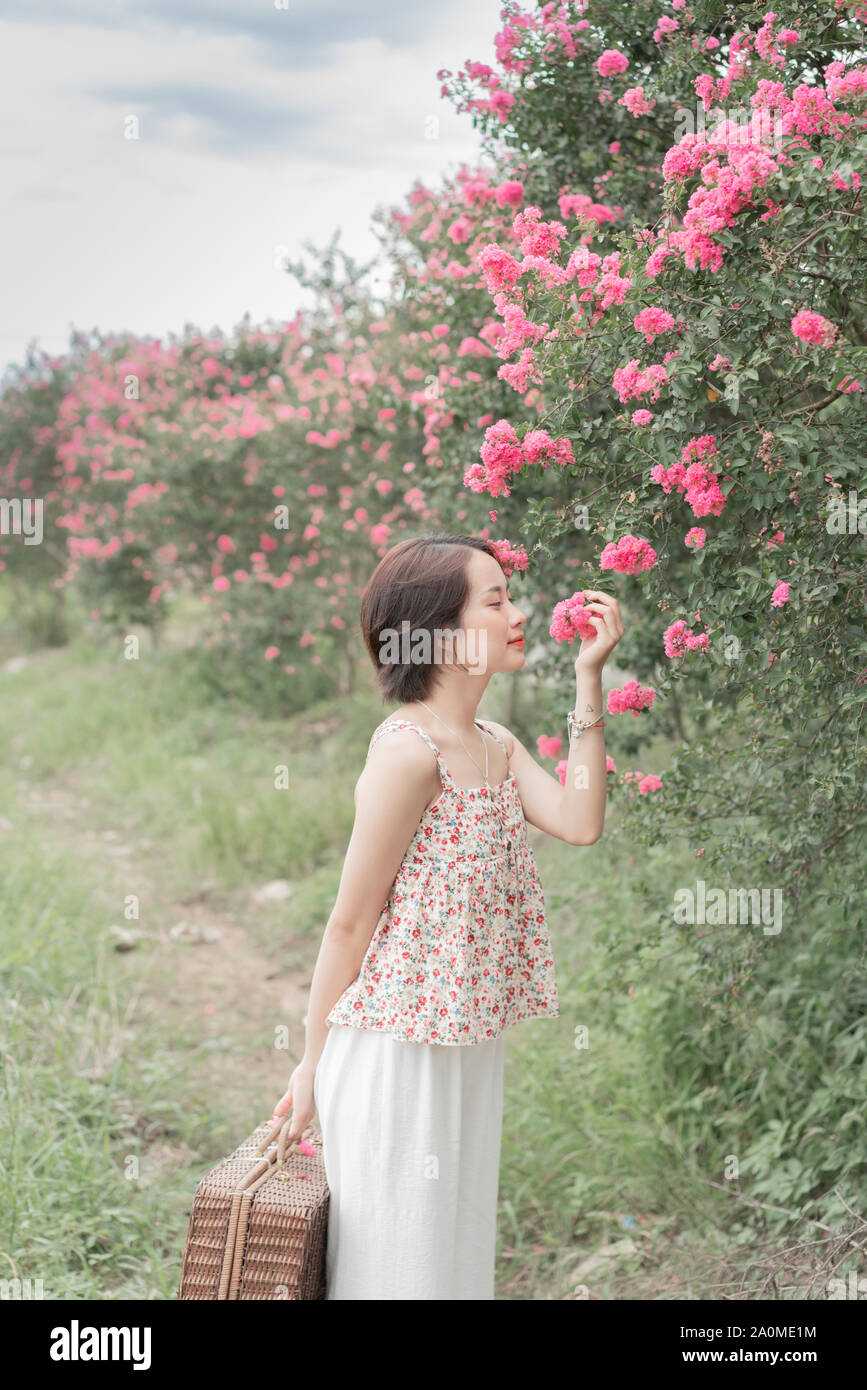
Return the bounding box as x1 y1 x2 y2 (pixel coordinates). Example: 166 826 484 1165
19 772 313 1139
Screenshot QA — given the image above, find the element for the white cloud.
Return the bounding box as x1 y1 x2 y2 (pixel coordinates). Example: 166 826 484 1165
0 1 505 376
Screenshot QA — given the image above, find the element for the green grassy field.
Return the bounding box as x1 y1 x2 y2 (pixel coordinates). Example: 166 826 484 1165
0 623 762 1300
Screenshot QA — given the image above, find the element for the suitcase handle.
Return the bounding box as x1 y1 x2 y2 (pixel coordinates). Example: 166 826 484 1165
251 1113 316 1173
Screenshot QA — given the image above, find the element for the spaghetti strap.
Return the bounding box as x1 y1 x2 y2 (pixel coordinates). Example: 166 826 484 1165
367 718 454 792
474 718 509 760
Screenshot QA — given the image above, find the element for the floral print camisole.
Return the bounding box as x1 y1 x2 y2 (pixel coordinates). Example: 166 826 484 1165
325 717 561 1046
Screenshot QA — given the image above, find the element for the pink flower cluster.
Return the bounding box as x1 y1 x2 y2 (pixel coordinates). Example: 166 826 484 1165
607 681 657 717
650 435 727 518
489 538 529 576
550 591 599 644
771 580 791 607
653 15 680 41
632 408 654 426
599 534 658 574
754 12 800 67
597 49 629 77
522 428 574 467
622 770 664 795
512 204 567 258
664 619 710 657
637 773 663 795
537 734 564 759
619 85 656 117
791 308 837 348
478 244 523 295
464 419 574 498
647 61 867 279
685 527 706 549
634 306 676 343
558 192 621 229
612 358 669 403
708 354 732 372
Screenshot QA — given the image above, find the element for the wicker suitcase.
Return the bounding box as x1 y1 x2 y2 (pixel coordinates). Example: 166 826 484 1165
177 1117 330 1300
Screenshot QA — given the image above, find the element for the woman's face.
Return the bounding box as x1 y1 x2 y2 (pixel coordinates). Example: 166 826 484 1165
457 550 527 674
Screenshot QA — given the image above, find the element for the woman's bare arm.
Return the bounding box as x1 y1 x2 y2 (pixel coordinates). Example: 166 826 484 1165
298 730 439 1075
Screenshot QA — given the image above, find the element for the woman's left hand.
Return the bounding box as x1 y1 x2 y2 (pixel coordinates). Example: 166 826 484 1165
574 589 624 673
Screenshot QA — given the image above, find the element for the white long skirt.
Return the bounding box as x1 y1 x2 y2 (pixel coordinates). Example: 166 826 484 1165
313 1021 506 1300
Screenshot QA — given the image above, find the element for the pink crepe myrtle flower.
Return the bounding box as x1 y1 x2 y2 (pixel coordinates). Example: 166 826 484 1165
597 49 629 77
612 358 669 403
606 754 617 773
771 580 791 607
664 618 710 656
708 354 732 372
632 408 654 426
791 308 837 348
599 534 658 574
463 418 524 498
489 537 529 576
495 179 524 207
478 243 523 295
607 680 657 716
685 527 706 549
634 306 676 342
829 169 861 191
264 646 279 661
512 204 567 258
654 16 679 40
550 591 599 644
619 86 656 117
522 429 575 467
651 435 727 518
537 734 564 759
637 773 663 794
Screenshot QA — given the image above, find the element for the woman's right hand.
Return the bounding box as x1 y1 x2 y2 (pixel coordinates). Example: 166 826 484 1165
259 1062 317 1163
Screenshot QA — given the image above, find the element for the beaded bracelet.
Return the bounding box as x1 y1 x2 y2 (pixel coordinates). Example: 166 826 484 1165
567 710 606 741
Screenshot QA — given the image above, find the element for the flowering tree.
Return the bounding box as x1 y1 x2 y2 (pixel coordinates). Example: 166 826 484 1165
379 0 867 1218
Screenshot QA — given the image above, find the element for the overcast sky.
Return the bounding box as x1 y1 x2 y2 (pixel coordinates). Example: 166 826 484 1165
0 0 504 379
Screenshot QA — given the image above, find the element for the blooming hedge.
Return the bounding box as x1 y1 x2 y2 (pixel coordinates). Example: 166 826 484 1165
2 0 866 1223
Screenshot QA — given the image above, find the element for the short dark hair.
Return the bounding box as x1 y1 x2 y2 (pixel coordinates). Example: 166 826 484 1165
360 533 505 704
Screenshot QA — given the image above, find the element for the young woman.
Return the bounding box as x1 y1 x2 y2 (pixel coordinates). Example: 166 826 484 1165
265 533 623 1299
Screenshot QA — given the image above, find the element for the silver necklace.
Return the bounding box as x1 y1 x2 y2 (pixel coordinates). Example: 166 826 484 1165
417 701 513 853
418 701 489 784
